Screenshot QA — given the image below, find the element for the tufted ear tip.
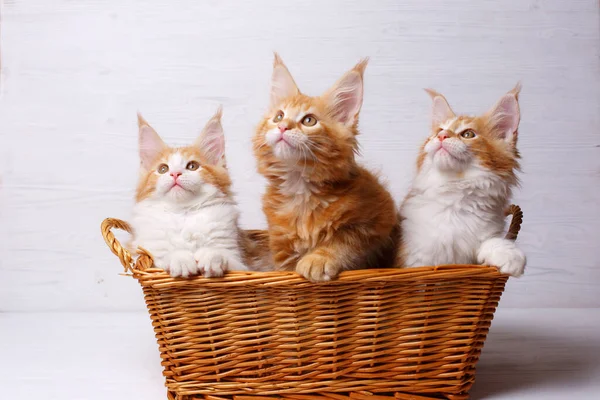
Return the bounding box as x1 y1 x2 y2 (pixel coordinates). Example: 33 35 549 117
509 82 522 100
273 51 283 67
213 105 223 120
353 57 369 76
424 88 442 99
137 112 149 128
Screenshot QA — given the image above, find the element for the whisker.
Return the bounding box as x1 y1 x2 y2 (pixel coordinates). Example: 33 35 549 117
304 140 322 160
300 145 309 176
256 141 268 151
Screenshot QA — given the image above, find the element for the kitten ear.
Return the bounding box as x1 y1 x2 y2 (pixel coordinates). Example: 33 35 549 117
137 113 167 168
485 83 521 142
324 58 368 127
425 89 456 127
270 53 300 108
196 106 226 166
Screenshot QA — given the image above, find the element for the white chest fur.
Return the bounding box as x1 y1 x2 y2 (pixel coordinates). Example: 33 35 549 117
401 165 510 267
130 198 242 265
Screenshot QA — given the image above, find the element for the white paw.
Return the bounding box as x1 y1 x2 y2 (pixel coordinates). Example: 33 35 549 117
152 257 170 272
477 238 526 277
194 249 227 277
194 248 248 278
167 251 199 278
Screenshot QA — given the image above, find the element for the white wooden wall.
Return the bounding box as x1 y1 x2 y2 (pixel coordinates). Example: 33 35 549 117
0 0 598 312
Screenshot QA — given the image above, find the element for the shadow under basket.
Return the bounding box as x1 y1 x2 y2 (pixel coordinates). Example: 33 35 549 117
101 205 523 400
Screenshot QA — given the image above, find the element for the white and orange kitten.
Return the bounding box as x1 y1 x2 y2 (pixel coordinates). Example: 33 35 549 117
399 86 526 277
129 109 248 278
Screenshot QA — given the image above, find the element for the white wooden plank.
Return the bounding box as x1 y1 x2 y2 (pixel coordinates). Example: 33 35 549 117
0 0 598 311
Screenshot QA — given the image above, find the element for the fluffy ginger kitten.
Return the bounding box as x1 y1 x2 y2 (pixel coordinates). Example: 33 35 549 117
253 54 398 282
399 85 526 276
130 109 249 278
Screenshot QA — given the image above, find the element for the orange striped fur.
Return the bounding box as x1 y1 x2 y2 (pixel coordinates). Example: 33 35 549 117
253 54 399 281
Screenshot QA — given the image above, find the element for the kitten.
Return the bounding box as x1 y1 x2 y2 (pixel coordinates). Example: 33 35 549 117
129 108 250 278
398 85 526 276
253 54 399 282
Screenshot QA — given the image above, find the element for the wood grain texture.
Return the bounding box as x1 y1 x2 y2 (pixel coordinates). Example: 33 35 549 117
0 0 598 311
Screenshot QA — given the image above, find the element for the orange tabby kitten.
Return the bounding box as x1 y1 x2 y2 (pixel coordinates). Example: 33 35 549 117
253 54 399 282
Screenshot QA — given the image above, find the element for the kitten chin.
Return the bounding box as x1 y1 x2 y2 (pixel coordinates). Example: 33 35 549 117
398 85 526 277
253 54 399 282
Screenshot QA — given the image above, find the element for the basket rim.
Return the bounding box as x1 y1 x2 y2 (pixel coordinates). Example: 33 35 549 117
120 265 506 289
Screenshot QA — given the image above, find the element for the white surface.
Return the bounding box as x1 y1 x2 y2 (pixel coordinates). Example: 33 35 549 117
2 308 599 400
0 0 598 312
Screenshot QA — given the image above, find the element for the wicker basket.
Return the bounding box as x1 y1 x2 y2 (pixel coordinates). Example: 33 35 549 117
100 205 523 400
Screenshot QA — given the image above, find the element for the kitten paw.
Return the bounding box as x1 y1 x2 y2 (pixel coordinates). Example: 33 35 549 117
296 253 341 282
152 257 170 273
167 251 199 278
477 238 526 277
194 248 245 277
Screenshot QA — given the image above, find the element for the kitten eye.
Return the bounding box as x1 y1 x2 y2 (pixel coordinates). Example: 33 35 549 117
460 130 477 139
273 110 284 122
301 114 317 127
186 161 200 171
157 164 169 174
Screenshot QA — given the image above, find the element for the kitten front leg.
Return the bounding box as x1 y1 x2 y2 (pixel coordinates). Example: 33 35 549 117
477 237 526 277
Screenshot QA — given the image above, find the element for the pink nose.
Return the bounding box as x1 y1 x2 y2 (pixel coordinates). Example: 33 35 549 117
170 172 182 179
278 125 288 134
438 134 448 141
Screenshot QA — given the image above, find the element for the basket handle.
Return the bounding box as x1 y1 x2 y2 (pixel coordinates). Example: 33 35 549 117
101 218 153 273
505 204 523 241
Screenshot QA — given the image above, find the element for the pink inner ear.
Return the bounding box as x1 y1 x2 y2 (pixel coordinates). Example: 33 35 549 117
431 96 455 127
139 126 166 168
490 95 520 139
198 119 225 165
203 134 225 165
327 72 363 125
270 65 299 107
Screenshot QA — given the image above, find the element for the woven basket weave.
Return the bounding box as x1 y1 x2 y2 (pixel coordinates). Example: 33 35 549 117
100 205 523 400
